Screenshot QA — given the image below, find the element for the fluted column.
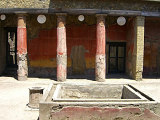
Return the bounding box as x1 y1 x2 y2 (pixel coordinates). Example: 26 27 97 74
56 13 67 82
17 14 28 81
95 14 106 82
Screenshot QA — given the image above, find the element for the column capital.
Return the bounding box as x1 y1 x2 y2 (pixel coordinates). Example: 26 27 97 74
135 16 145 23
17 14 26 28
16 13 28 17
135 16 145 28
136 16 145 19
56 13 67 17
57 13 67 28
96 14 106 27
96 14 107 17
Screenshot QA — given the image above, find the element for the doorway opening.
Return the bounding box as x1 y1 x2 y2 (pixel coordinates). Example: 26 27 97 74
6 27 17 67
108 42 126 74
3 27 17 76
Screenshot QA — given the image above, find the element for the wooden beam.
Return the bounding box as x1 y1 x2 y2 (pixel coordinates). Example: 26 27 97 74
142 11 160 17
0 8 159 17
101 10 142 16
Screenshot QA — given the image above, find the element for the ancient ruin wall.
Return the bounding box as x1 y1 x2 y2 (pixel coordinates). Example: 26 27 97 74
1 14 160 77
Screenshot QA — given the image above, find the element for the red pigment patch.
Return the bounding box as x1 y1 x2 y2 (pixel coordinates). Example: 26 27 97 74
51 107 160 120
17 28 27 54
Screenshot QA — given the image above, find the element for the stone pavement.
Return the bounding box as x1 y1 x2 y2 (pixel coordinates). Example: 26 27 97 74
0 77 52 120
0 76 160 120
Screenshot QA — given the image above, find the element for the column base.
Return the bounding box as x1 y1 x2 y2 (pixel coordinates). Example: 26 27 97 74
133 72 142 81
95 77 105 82
95 54 106 82
57 54 67 82
57 77 66 82
18 76 27 81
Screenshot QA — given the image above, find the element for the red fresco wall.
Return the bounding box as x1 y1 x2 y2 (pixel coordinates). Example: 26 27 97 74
50 107 160 120
143 18 160 76
28 28 57 60
126 19 135 77
28 18 160 77
28 23 128 76
107 24 127 42
28 24 96 73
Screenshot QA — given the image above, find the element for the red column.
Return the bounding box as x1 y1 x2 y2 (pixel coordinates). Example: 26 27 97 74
57 13 67 82
95 14 106 82
17 14 28 81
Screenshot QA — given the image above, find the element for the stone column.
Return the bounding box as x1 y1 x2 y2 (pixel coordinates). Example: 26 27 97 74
17 14 28 81
95 14 106 82
56 13 67 82
132 16 145 80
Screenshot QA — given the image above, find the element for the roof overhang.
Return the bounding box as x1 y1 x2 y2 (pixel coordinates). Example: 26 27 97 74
0 8 159 17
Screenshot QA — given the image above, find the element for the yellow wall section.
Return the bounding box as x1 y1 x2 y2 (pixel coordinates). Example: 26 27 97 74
30 59 56 68
30 57 95 69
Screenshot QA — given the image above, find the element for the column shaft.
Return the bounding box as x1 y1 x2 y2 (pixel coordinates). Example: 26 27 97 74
133 16 145 80
17 14 28 81
57 14 67 82
95 15 106 82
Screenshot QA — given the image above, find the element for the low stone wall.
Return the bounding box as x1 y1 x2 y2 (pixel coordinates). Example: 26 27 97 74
50 107 160 120
39 84 160 120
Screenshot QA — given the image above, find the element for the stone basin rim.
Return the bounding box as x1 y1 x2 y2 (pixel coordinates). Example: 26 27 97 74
52 84 152 102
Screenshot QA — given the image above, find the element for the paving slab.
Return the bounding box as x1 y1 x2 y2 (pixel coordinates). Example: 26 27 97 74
0 77 52 120
131 83 160 102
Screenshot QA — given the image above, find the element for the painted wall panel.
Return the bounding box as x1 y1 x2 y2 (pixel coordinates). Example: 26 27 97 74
28 23 128 76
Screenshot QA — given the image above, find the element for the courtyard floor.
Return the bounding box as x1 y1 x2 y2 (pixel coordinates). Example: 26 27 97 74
0 76 160 120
